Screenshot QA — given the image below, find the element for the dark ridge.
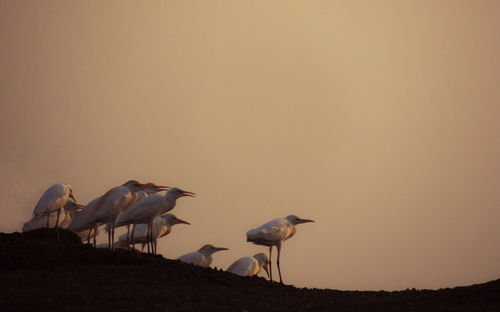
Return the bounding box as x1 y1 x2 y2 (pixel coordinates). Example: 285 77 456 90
0 229 498 312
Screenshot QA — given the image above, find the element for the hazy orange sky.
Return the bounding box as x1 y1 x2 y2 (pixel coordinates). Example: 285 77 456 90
1 1 499 290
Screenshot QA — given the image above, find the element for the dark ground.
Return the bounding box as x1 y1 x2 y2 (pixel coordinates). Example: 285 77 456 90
0 229 498 312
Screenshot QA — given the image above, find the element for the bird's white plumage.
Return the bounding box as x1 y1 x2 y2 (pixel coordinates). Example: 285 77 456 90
246 217 296 246
68 197 102 232
227 253 269 277
118 214 189 252
178 244 228 268
116 193 165 226
94 186 135 223
227 257 258 276
178 251 207 266
33 184 72 216
246 215 314 283
116 188 193 228
22 208 67 231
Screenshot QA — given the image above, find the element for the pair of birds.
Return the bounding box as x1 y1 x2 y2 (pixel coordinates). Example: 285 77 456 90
32 181 195 253
175 215 314 283
117 213 191 252
179 244 270 279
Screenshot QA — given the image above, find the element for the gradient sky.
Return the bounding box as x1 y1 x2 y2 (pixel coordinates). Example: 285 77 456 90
1 1 499 290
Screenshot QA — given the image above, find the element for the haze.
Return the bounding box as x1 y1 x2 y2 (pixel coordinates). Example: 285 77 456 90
1 1 499 290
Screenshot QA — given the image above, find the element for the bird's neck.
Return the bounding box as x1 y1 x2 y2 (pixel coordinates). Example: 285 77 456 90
164 194 177 206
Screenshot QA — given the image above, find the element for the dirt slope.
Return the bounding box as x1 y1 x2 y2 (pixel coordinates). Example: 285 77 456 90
0 229 498 312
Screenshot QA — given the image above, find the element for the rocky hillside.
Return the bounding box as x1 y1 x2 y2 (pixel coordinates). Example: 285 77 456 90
0 229 498 311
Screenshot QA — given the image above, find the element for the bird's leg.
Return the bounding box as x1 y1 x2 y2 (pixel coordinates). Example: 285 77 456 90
153 237 158 255
149 223 156 255
93 225 97 247
126 225 130 249
269 246 273 282
150 225 155 254
86 229 91 245
45 213 49 240
277 242 283 284
108 223 111 249
111 221 115 251
146 223 151 254
55 208 61 242
131 224 136 250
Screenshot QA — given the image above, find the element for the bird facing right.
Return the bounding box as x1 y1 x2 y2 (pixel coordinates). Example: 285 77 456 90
246 215 314 284
178 244 229 268
227 253 270 279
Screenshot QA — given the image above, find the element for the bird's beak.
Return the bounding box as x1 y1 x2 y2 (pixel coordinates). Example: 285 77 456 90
176 218 191 225
155 185 170 191
214 247 229 252
69 193 76 203
264 264 270 279
298 218 314 224
181 190 196 197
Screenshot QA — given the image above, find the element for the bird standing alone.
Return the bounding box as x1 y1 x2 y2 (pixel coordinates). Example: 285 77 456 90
246 215 314 284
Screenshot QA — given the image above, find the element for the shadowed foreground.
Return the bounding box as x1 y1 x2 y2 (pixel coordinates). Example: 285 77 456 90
0 229 498 312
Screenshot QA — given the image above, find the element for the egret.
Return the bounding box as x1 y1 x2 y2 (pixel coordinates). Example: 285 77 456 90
117 214 190 252
93 180 166 250
114 185 165 249
33 184 77 241
22 208 67 232
246 215 314 284
67 197 102 247
23 197 83 231
178 244 228 267
68 182 164 248
59 199 84 229
227 253 270 279
115 187 195 254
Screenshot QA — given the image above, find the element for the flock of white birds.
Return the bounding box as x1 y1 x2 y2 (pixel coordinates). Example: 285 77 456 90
23 181 314 283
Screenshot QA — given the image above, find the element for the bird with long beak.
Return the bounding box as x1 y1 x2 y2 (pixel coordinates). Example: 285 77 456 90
115 183 169 248
115 187 195 254
178 244 229 267
33 183 78 242
227 253 270 279
81 180 165 250
118 213 190 253
246 215 314 284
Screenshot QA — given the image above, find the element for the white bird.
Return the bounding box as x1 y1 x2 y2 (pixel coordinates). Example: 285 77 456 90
59 199 84 229
115 187 195 254
32 183 77 241
227 253 270 278
24 198 82 232
118 214 190 252
68 197 102 246
72 180 165 250
114 186 164 249
178 244 229 267
22 208 67 232
246 215 314 284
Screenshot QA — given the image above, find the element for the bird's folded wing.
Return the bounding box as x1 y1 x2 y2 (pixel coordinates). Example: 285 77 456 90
33 184 67 215
117 195 163 224
179 252 203 265
227 257 256 276
67 197 102 231
247 218 290 242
